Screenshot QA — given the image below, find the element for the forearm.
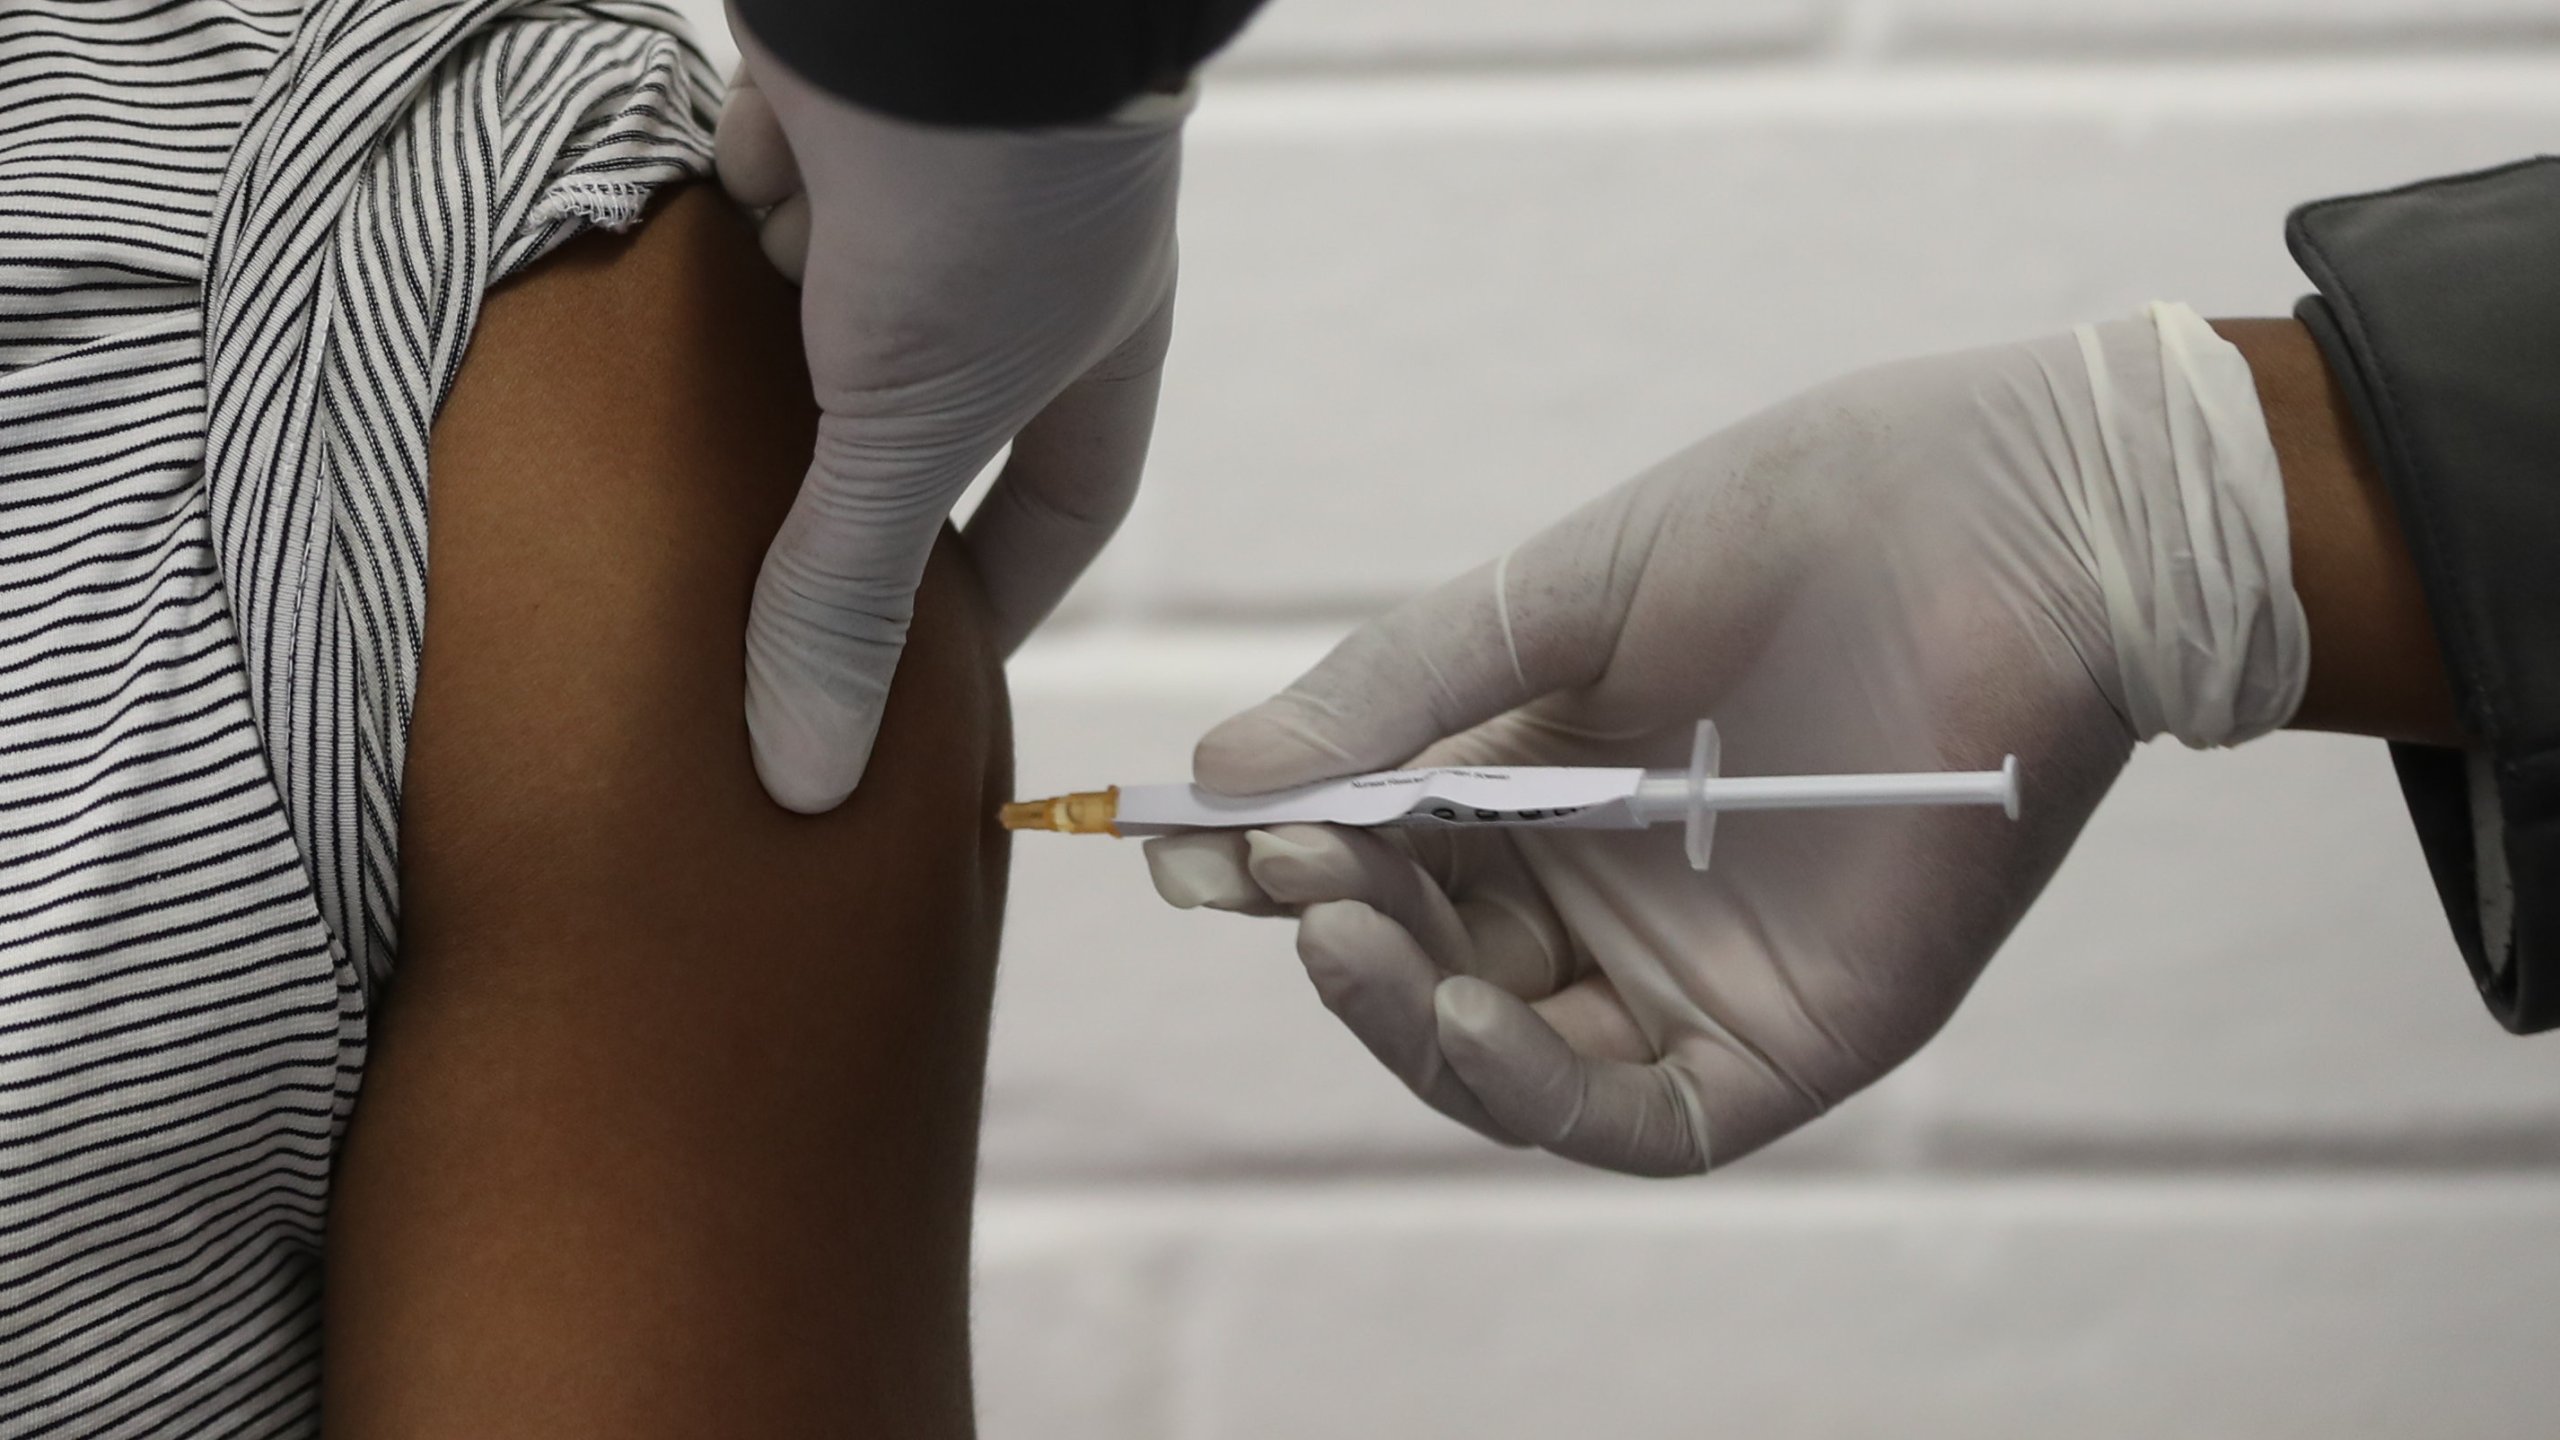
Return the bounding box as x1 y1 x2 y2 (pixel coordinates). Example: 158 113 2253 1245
2212 317 2462 747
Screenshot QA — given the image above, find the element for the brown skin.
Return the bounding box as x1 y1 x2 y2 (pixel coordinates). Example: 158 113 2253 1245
307 185 2436 1435
2212 317 2462 748
321 187 1005 1438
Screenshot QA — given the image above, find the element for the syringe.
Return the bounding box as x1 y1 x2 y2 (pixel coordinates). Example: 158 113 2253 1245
1002 722 2018 871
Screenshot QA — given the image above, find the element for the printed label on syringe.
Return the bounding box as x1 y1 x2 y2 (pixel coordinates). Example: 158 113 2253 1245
1110 767 1651 836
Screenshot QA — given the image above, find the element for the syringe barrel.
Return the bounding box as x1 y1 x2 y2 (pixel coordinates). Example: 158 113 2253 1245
1629 761 2018 823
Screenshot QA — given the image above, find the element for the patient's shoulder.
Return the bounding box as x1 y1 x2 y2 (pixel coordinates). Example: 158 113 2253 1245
408 183 1009 928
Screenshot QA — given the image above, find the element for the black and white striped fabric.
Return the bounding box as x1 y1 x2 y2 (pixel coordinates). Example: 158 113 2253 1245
1 2 715 1430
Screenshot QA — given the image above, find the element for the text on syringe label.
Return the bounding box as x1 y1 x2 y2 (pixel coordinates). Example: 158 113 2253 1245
1108 766 1652 835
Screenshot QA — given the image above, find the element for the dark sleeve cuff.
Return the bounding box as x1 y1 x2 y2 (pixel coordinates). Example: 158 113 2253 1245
2286 156 2560 1033
732 0 1267 127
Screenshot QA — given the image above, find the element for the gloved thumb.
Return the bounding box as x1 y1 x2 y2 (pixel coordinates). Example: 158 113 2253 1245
1194 541 1618 795
746 416 984 812
714 65 798 208
713 65 810 280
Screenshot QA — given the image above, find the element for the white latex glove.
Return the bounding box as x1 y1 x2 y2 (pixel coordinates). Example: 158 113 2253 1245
1146 304 2307 1175
718 11 1186 810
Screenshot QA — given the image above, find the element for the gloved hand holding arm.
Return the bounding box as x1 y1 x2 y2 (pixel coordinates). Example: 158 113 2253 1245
1148 306 2442 1176
717 7 1193 811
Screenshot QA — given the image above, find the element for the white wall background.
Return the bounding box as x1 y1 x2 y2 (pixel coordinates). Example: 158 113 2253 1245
677 1 2560 1433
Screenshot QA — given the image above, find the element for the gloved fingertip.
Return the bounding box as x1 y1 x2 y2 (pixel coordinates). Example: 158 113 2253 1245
1433 976 1584 1147
757 193 810 284
1294 896 1384 961
1143 834 1262 911
1190 722 1277 795
1241 825 1309 866
1193 705 1363 796
712 80 801 209
743 663 877 816
1240 824 1360 902
747 728 861 814
1432 973 1510 1035
1295 898 1409 996
1291 904 1528 1150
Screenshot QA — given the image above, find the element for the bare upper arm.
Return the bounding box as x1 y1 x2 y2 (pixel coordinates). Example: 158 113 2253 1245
322 185 1009 1438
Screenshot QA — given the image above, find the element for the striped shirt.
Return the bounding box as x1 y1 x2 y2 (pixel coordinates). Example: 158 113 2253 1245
1 2 715 1430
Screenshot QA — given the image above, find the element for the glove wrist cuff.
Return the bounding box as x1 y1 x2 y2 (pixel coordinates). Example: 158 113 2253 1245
2065 302 2309 749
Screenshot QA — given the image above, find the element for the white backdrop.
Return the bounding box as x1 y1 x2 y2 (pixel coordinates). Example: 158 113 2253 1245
674 1 2560 1432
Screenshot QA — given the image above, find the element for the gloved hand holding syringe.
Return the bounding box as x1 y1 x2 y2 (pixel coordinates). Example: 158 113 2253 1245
1048 304 2304 1181
1004 721 2019 872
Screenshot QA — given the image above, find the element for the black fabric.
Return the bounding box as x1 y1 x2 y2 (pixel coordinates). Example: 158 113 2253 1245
2286 156 2560 1033
733 0 1269 125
